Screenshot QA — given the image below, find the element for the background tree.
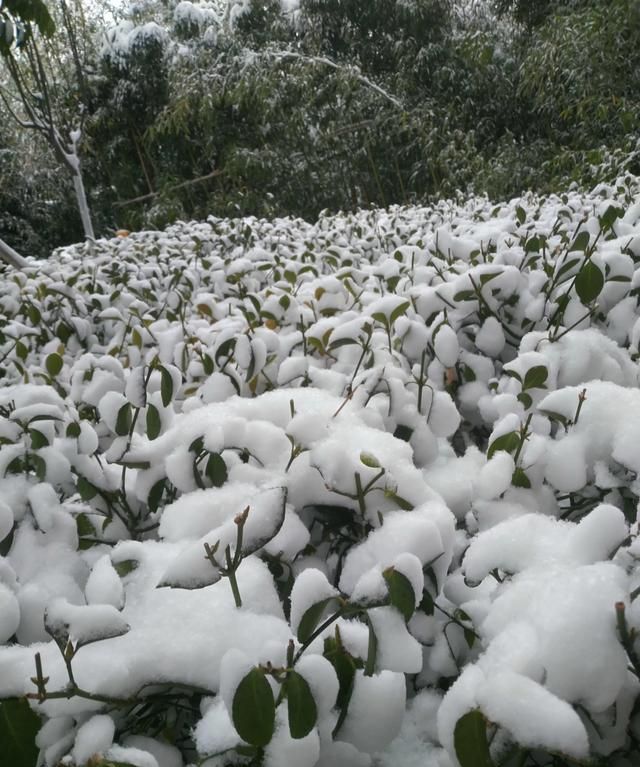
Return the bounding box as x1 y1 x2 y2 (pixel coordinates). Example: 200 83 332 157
0 0 96 245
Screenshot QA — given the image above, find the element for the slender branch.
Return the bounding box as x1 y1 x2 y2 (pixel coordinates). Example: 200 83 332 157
113 169 224 208
262 50 403 109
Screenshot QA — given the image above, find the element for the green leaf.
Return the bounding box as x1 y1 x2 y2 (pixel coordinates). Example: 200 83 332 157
28 429 48 449
454 710 494 767
286 671 318 739
540 409 569 430
66 422 81 439
524 236 540 253
0 697 40 767
479 272 501 286
571 231 590 253
115 403 132 436
512 467 531 488
503 369 522 383
146 404 162 440
517 391 533 409
393 424 413 442
215 337 236 365
453 290 476 302
599 205 623 232
202 354 214 375
523 365 548 390
555 257 580 281
487 431 520 460
32 454 46 481
371 312 389 327
76 512 95 545
383 567 415 622
515 205 526 226
205 452 227 487
575 261 604 304
389 301 410 324
232 668 276 748
114 559 138 577
45 352 63 377
297 597 341 644
359 452 381 469
323 634 357 721
15 341 27 361
147 479 165 513
159 366 174 407
77 476 98 501
383 489 413 511
328 337 359 351
25 304 41 325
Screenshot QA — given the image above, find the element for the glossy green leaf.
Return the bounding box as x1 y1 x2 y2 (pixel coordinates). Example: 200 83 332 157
45 352 63 377
599 205 623 231
28 428 48 449
146 403 161 440
286 671 318 739
517 391 533 409
77 477 100 502
523 365 548 390
205 452 227 487
359 452 381 469
383 567 415 622
454 710 494 767
487 431 520 460
0 697 40 767
571 230 590 253
297 597 341 644
575 261 604 304
512 467 531 488
159 366 174 407
147 479 165 513
115 403 132 436
389 300 410 324
232 668 276 748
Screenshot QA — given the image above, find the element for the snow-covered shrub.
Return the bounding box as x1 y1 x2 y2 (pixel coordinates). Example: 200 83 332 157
3 174 640 766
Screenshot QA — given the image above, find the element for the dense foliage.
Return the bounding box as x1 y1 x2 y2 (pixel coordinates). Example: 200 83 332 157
2 171 640 766
1 0 639 256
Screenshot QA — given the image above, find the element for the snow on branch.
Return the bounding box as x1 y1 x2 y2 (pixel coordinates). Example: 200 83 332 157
261 50 404 109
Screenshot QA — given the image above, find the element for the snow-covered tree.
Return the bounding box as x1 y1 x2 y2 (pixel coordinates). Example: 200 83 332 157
0 0 96 251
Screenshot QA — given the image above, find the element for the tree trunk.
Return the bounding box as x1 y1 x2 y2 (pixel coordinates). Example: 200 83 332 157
72 167 95 240
0 237 28 268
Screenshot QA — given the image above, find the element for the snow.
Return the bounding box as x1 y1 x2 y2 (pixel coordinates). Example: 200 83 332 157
0 499 13 541
368 605 423 673
433 324 459 368
72 714 115 765
84 554 125 609
44 598 129 645
478 671 590 757
290 568 339 637
474 451 514 501
3 176 640 765
339 670 407 753
122 736 183 767
264 708 320 767
0 583 20 642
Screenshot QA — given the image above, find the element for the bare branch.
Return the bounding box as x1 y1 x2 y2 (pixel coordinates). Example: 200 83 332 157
114 168 224 208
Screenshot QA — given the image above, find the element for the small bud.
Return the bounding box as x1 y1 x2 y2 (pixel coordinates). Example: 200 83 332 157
234 506 250 526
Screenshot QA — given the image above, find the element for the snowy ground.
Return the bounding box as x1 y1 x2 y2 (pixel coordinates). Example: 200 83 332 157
2 175 640 766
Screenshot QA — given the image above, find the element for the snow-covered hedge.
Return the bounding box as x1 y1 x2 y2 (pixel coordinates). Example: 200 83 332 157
2 174 640 767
